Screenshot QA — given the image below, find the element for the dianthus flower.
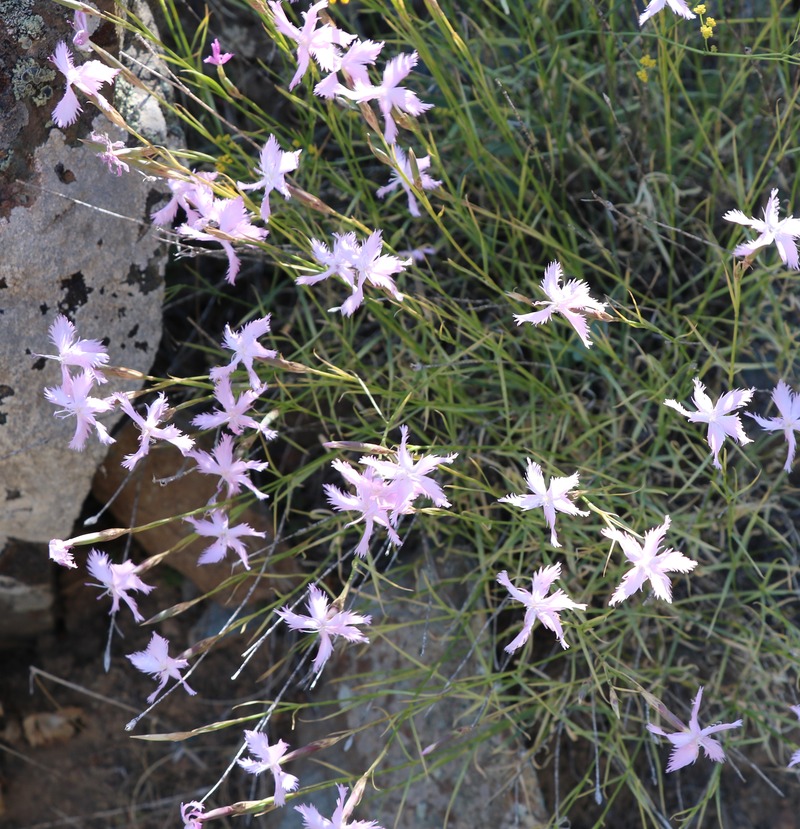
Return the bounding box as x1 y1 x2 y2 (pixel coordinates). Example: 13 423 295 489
723 188 800 270
192 376 276 438
512 260 608 348
238 134 301 222
314 37 384 98
497 564 586 651
44 369 115 450
40 313 109 384
185 508 266 569
209 315 278 389
189 433 269 500
664 378 754 469
498 459 588 548
638 0 696 27
788 705 800 768
375 145 441 217
204 38 234 66
277 583 371 673
295 784 384 829
746 380 800 472
114 392 194 470
238 731 299 807
49 538 76 569
49 41 119 128
86 549 155 622
647 686 742 772
127 632 196 703
603 516 697 605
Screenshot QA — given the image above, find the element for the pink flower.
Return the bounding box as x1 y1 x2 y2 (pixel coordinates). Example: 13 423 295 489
192 376 276 438
127 632 196 703
602 516 697 605
376 145 441 217
344 51 433 144
277 583 371 673
498 459 589 548
71 10 93 52
269 0 354 90
204 38 234 66
664 378 754 469
115 392 194 470
49 538 76 569
40 314 109 383
178 196 268 285
86 549 155 622
297 230 409 315
189 433 269 500
238 731 298 807
209 315 277 389
185 509 266 569
638 0 695 26
314 38 384 98
295 784 384 829
360 425 456 516
238 135 301 222
512 260 608 348
324 460 402 556
497 564 586 651
89 131 130 176
647 686 742 772
180 801 205 829
49 41 119 128
746 380 800 472
44 369 115 450
723 188 800 270
151 172 218 227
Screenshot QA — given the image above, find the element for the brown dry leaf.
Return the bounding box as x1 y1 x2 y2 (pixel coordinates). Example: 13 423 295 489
22 707 84 747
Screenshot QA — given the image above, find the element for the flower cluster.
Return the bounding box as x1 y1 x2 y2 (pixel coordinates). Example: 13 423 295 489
324 426 457 556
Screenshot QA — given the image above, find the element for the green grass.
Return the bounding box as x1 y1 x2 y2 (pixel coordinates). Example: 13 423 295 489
65 0 800 824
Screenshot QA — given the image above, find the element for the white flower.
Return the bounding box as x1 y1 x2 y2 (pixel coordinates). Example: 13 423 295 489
723 188 800 270
746 380 800 472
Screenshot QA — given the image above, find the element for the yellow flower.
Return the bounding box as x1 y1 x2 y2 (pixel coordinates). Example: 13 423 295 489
700 24 713 38
640 55 657 68
636 69 649 83
705 16 716 27
693 3 706 12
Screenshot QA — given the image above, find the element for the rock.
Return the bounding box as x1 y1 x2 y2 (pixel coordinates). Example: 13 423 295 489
0 0 169 550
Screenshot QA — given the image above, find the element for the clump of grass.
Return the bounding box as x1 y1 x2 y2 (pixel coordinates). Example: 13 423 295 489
46 0 800 826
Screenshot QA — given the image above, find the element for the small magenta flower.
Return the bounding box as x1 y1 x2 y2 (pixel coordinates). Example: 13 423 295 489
277 583 371 673
638 0 696 26
603 516 697 605
238 731 299 806
295 784 384 829
180 801 205 829
747 380 800 472
664 378 754 469
49 41 119 128
647 686 742 772
723 188 800 270
203 38 234 66
89 131 130 176
497 564 586 651
127 632 196 703
86 549 155 622
71 10 93 52
512 261 608 348
498 459 589 548
189 433 270 501
185 509 266 569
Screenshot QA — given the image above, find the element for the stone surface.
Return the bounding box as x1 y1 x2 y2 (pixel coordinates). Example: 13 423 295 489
0 1 168 550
